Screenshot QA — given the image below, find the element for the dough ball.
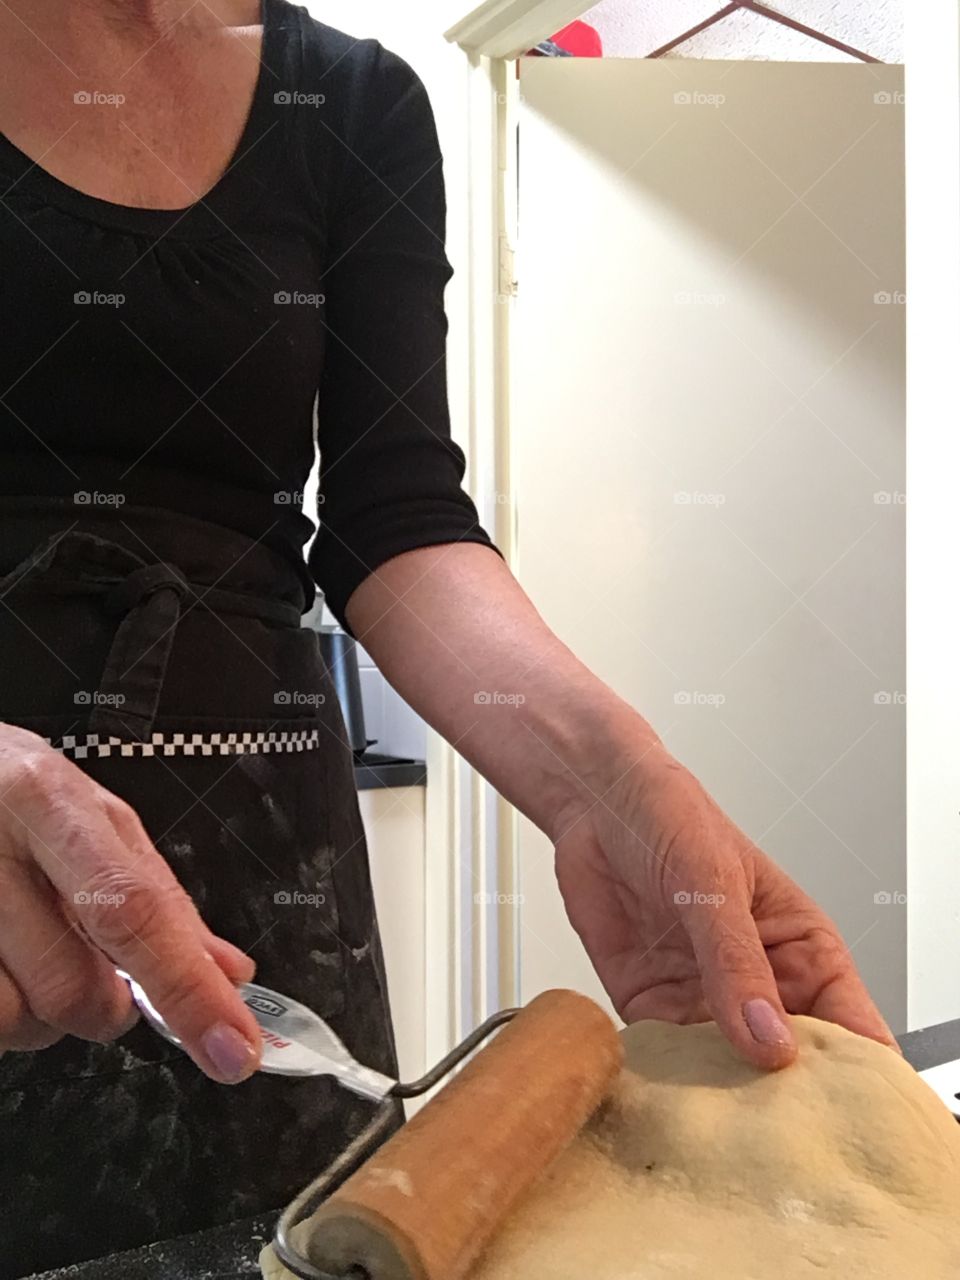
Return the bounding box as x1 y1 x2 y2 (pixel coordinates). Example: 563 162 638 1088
260 1016 960 1279
472 1016 960 1279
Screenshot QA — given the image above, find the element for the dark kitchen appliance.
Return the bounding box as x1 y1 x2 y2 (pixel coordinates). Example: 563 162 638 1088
301 610 426 789
315 625 373 756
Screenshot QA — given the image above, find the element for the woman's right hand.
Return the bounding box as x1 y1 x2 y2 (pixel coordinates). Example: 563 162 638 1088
0 724 262 1082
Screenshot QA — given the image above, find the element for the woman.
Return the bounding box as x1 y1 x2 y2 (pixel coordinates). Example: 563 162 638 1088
0 0 895 1274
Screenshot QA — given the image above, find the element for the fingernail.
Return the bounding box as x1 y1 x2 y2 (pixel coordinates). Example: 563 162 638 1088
743 998 794 1047
201 1023 259 1083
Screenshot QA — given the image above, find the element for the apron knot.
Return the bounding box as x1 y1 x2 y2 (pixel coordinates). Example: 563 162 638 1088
90 557 191 742
103 562 190 617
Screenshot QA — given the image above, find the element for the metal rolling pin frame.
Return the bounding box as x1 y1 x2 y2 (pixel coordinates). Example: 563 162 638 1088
272 1008 520 1280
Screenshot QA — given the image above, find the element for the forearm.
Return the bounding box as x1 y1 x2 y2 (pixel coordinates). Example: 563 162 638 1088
344 543 666 840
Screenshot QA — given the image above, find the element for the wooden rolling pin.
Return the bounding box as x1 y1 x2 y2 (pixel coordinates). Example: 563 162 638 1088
302 988 623 1280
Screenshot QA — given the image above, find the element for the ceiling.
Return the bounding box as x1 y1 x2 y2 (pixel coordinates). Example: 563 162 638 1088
578 0 902 62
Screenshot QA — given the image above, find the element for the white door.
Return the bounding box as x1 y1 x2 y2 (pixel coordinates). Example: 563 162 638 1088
511 59 906 1027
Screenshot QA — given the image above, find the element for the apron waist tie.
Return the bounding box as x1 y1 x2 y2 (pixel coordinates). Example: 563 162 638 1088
0 530 304 742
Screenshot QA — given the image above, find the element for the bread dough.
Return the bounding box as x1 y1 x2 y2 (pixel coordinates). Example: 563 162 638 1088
472 1016 960 1278
261 1016 960 1279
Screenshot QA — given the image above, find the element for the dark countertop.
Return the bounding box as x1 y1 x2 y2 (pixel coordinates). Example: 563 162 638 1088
27 1212 275 1280
897 1016 960 1072
26 1017 960 1280
354 751 426 791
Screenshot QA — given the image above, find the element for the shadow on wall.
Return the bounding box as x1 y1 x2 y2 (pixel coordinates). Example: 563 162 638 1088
518 59 904 389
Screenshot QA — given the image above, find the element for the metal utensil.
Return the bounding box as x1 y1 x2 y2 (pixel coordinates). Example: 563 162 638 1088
119 968 520 1280
117 970 394 1101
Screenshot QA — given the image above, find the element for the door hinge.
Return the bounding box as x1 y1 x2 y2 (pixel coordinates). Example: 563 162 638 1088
498 235 517 299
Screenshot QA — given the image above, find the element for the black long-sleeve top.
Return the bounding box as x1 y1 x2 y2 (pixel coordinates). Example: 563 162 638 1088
0 0 499 628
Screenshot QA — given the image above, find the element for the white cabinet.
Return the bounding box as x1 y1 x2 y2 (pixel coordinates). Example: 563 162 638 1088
360 786 427 1087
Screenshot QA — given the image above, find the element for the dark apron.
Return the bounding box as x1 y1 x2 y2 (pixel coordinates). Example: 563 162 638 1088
0 498 402 1279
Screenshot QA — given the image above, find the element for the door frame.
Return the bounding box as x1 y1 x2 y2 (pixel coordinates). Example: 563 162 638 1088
444 0 586 59
902 0 960 1029
422 43 522 1056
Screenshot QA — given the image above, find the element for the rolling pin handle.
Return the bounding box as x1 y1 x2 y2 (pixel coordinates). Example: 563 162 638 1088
273 1008 522 1280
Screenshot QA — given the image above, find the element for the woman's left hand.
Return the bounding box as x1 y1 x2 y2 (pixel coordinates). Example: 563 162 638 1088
346 544 897 1071
553 743 898 1070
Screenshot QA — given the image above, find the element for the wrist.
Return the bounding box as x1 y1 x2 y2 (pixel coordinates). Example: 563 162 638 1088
544 697 671 844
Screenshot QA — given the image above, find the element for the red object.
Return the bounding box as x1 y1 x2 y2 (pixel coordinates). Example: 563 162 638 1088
549 19 603 57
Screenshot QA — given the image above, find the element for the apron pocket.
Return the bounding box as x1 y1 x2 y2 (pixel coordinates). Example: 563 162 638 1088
83 736 348 1023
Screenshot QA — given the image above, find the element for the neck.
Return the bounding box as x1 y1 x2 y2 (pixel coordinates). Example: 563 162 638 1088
49 0 258 38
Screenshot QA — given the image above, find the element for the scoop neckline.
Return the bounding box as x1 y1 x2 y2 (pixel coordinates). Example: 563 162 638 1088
0 0 283 236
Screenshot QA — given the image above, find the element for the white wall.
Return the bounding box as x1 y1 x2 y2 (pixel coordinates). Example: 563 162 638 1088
512 58 906 1028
